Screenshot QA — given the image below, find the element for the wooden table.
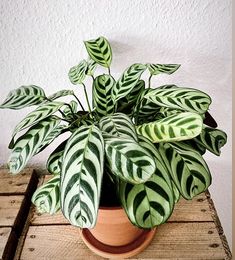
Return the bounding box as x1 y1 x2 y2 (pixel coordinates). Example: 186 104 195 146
0 168 232 259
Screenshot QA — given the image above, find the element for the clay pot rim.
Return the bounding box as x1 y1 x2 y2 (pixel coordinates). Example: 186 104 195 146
99 206 122 210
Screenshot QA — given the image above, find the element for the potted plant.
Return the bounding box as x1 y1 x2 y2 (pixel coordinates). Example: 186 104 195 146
0 36 227 258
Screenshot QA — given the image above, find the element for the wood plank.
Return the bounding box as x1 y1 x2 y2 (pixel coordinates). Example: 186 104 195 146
20 222 226 260
30 193 213 225
0 227 11 259
0 168 35 194
0 196 24 226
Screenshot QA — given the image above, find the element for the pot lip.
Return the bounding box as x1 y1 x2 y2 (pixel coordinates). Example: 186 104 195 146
99 205 122 210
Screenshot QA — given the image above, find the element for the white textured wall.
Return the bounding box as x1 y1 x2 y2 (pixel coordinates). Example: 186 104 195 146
0 0 232 248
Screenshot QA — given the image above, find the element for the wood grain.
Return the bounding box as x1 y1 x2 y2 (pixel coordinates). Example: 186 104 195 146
0 168 34 194
20 222 226 260
0 227 11 259
0 196 24 226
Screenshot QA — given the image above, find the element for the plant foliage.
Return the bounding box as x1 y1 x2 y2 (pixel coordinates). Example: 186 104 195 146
0 36 227 229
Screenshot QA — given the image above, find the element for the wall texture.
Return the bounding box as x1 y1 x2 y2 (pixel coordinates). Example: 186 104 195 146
0 0 232 248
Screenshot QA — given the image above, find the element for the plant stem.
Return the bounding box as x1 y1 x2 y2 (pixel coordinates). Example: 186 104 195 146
56 116 70 123
148 74 153 88
108 67 111 75
72 94 85 111
64 103 76 116
82 83 92 114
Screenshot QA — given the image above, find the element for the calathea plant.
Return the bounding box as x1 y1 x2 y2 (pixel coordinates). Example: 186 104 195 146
0 36 227 229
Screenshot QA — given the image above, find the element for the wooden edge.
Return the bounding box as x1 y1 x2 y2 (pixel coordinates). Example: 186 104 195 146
2 230 18 260
205 190 232 259
14 174 45 260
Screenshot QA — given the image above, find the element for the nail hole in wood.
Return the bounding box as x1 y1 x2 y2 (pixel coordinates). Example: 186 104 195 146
209 243 219 248
208 230 213 234
29 248 35 252
197 198 203 202
30 235 36 238
201 209 206 212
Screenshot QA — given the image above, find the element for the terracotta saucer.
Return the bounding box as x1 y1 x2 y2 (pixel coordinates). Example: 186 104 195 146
80 227 157 259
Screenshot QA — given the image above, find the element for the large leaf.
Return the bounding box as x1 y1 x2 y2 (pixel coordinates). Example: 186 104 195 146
32 175 60 214
12 101 64 138
47 90 74 101
99 113 138 142
104 136 156 184
84 36 112 68
194 127 227 156
60 125 104 228
46 140 67 175
8 117 61 174
147 64 180 75
0 85 46 109
117 80 145 115
136 112 203 143
144 87 211 114
157 142 211 199
68 60 88 85
119 135 174 228
112 63 147 103
93 74 115 117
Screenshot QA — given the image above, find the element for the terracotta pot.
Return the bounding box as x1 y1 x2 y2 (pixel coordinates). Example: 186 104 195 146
80 206 157 258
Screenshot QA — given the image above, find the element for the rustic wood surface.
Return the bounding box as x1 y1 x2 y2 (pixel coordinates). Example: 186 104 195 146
0 168 38 260
0 168 232 260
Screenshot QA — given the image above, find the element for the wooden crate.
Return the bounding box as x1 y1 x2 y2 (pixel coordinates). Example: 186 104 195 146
17 175 231 260
0 168 38 260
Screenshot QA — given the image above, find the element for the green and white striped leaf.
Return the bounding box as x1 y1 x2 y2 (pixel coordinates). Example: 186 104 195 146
194 127 227 156
136 112 203 143
12 101 64 138
60 125 104 228
157 84 179 89
46 140 67 175
47 90 74 101
119 135 174 228
147 64 180 75
0 85 46 109
172 181 181 203
84 36 112 68
112 63 147 103
104 136 156 184
93 74 115 117
99 113 138 142
62 100 78 120
117 80 145 115
134 88 161 124
8 117 61 174
86 59 97 76
157 142 211 199
32 175 60 214
144 87 211 114
68 60 88 85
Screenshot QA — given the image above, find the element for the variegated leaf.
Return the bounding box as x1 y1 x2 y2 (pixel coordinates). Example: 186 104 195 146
93 74 115 117
46 140 67 175
8 117 61 174
147 64 180 75
68 60 88 85
172 181 181 203
84 36 112 68
144 87 211 114
104 136 156 184
60 125 104 228
99 113 138 142
194 127 227 156
112 63 147 103
47 90 74 101
32 175 60 214
136 112 203 143
86 59 97 76
119 135 174 228
0 85 46 109
12 101 64 137
157 141 211 199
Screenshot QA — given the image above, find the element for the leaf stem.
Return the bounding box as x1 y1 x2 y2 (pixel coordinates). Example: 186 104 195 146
108 67 111 75
148 74 153 88
82 83 92 114
72 94 85 111
44 97 69 118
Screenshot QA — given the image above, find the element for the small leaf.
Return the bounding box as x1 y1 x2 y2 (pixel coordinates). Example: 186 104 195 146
112 63 147 103
0 85 46 110
136 112 203 143
86 59 97 76
68 60 88 85
147 64 180 75
32 175 60 214
84 36 112 68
